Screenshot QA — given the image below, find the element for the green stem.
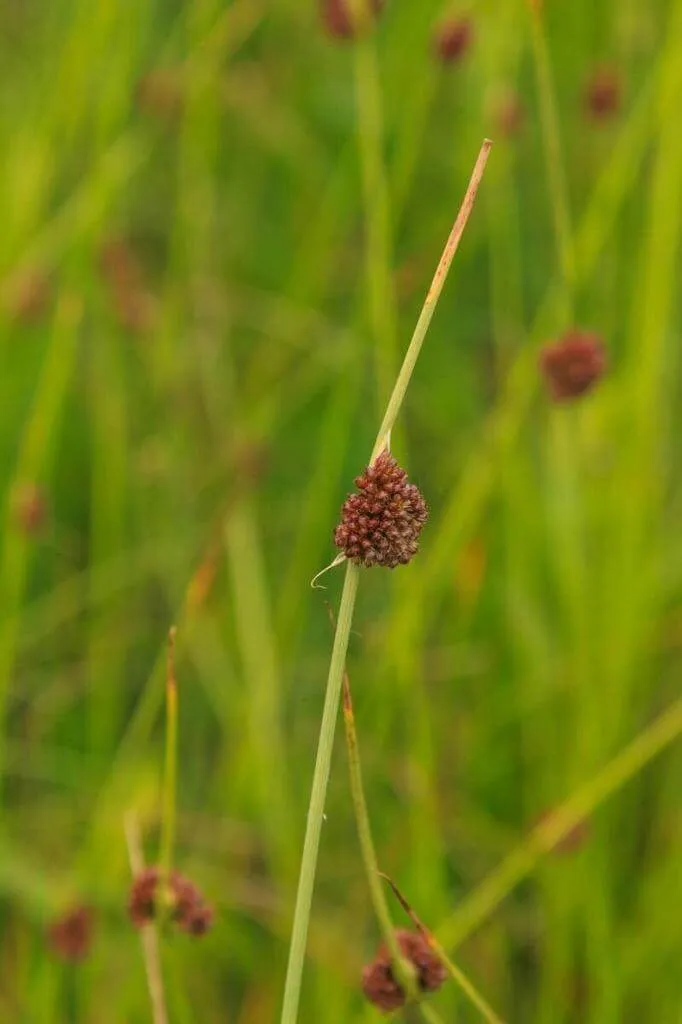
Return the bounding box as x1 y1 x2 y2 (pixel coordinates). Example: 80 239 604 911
341 675 423 1008
423 938 504 1024
353 31 398 414
280 563 360 1024
527 2 574 319
159 627 178 884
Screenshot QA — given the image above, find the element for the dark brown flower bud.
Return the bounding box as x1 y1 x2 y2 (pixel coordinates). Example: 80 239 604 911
433 17 473 65
584 66 621 121
128 867 214 937
321 0 384 40
47 904 95 963
362 929 447 1012
334 450 428 568
539 330 607 402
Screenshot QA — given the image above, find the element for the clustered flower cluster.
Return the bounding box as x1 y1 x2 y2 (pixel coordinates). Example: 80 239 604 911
539 330 607 402
334 450 428 568
361 929 447 1012
128 867 214 936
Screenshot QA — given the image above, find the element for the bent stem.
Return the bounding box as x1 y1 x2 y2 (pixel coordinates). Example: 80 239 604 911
342 671 446 1024
280 140 492 1024
380 875 504 1024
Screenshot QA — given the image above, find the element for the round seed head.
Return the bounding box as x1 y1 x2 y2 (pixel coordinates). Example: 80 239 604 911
539 330 607 402
334 450 428 569
362 929 447 1012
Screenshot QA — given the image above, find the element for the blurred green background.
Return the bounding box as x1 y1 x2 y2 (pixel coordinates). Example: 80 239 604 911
1 0 681 1021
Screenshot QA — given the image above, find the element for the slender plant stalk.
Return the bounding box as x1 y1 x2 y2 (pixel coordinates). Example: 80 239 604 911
353 29 399 413
125 812 168 1024
527 1 574 317
380 875 505 1024
159 626 178 885
280 140 493 1024
280 562 360 1024
341 671 446 1024
438 693 682 950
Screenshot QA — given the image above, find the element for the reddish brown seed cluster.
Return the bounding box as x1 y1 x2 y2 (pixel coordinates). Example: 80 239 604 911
584 66 621 121
128 867 214 936
321 0 384 39
334 450 428 568
47 904 95 963
433 17 473 64
539 330 607 402
362 929 447 1012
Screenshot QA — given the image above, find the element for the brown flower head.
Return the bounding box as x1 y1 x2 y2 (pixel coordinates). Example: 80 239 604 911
128 867 214 937
433 17 473 65
362 929 447 1012
321 0 384 40
539 330 607 402
47 904 95 963
584 66 621 121
334 450 428 568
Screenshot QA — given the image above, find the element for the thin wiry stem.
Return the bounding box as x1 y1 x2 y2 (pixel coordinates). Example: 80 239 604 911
159 626 178 887
527 1 574 318
280 141 492 1024
125 813 168 1024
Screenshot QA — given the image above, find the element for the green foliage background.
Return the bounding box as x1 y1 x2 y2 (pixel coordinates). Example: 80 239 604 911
0 1 681 1021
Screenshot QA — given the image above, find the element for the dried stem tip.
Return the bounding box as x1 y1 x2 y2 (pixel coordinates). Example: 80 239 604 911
539 330 607 402
362 929 447 1012
128 867 214 936
334 450 428 568
321 0 384 39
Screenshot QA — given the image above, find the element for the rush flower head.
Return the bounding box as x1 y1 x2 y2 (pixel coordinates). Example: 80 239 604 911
321 0 384 40
362 929 447 1012
433 17 473 64
539 330 607 402
334 450 428 568
47 904 95 963
128 867 214 937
